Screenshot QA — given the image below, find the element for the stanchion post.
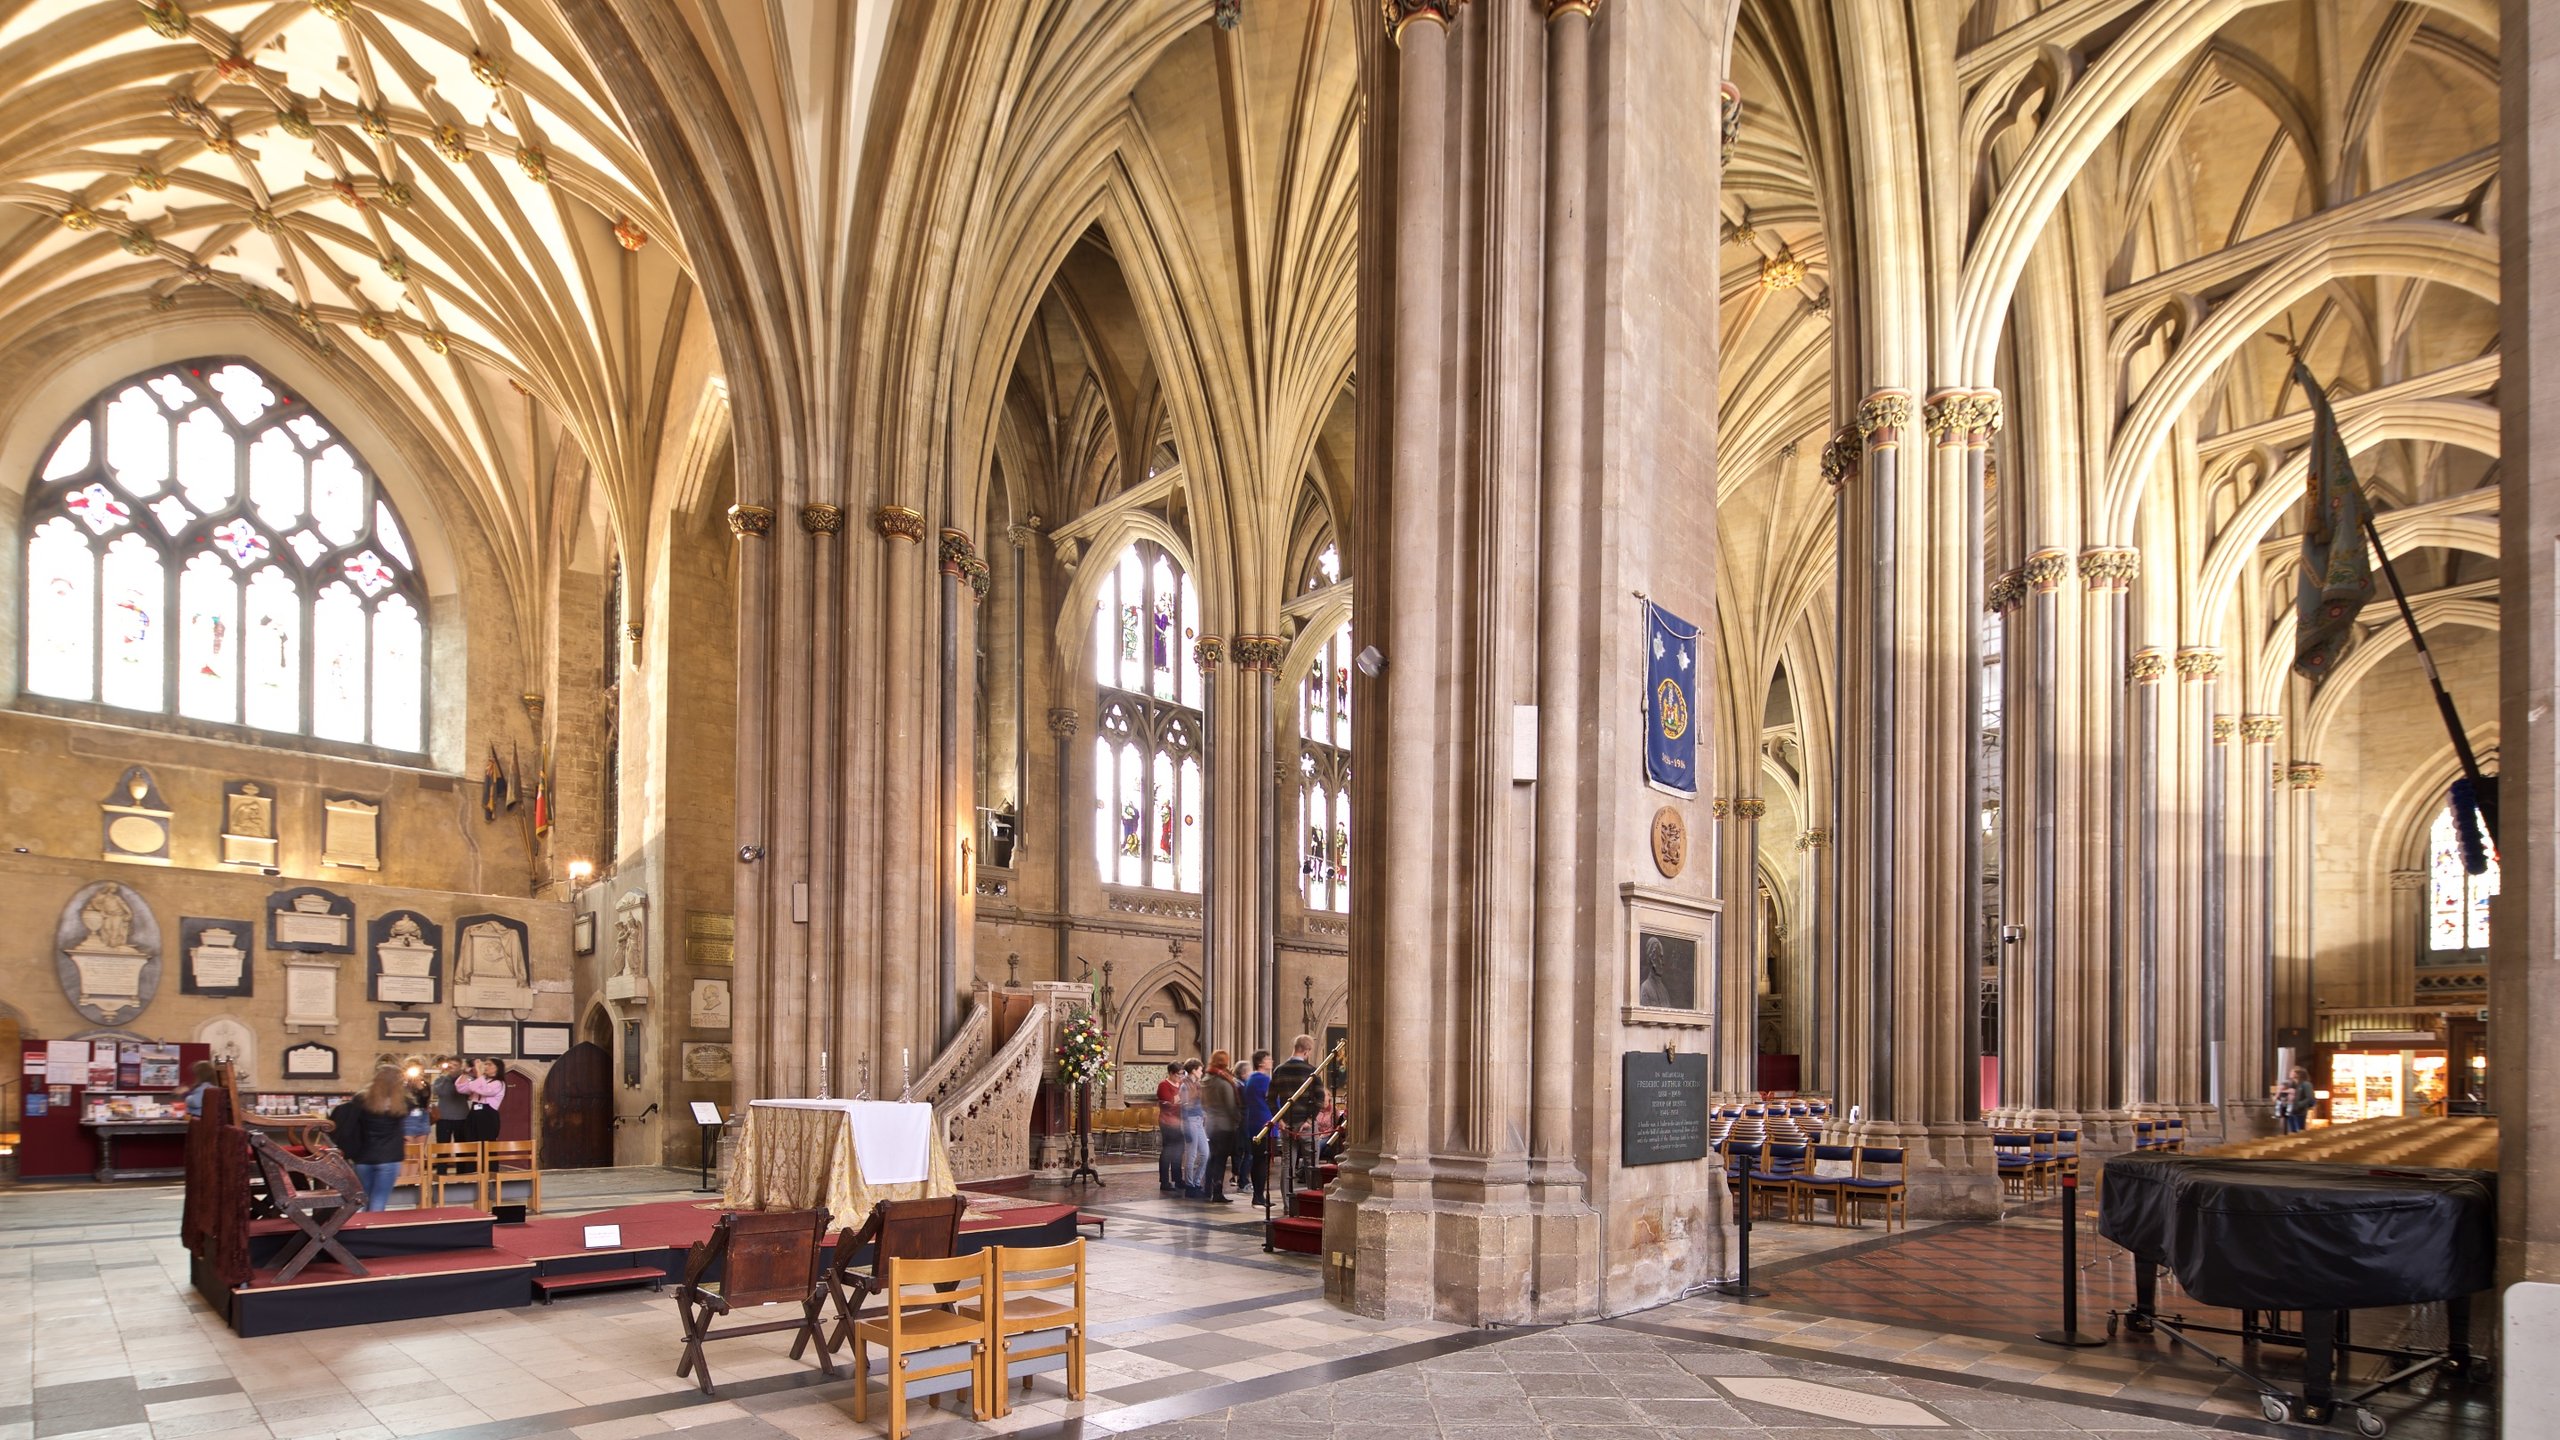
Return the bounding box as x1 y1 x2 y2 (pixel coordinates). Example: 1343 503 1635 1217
2037 1171 2108 1347
695 1120 720 1194
1713 1144 1768 1299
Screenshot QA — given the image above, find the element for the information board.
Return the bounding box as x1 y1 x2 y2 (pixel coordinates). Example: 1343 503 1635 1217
1620 1051 1709 1166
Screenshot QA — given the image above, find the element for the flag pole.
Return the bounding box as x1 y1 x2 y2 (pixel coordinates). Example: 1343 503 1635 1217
2352 506 2497 842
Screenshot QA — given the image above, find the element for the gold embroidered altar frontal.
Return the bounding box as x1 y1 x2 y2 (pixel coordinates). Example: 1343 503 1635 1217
722 1101 958 1226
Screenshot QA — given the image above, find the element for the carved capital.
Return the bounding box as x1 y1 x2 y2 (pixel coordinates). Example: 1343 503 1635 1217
2023 548 2071 594
1856 391 1914 447
1719 81 1742 168
799 503 842 537
1922 391 1974 444
1818 424 1864 488
725 504 774 539
1546 0 1601 20
1233 635 1289 671
2286 760 2324 791
1046 707 1081 739
2078 546 2140 592
1975 390 2005 436
1733 797 1767 822
2175 647 2222 682
873 505 926 542
2128 649 2168 684
2240 714 2283 746
2212 716 2235 745
1797 828 1829 850
1711 797 1730 820
1986 568 2026 614
1382 0 1460 43
2389 868 2428 892
1193 636 1225 671
938 528 975 576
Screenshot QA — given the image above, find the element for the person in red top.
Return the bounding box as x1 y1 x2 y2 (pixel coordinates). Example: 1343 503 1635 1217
1156 1063 1185 1192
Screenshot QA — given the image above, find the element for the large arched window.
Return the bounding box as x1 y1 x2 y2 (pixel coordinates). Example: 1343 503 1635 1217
2427 803 2499 953
22 360 427 752
1091 541 1202 891
1298 621 1351 913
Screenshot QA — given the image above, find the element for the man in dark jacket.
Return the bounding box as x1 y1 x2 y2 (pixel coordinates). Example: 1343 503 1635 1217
1200 1052 1243 1203
430 1057 468 1142
1238 1050 1274 1205
1267 1035 1326 1197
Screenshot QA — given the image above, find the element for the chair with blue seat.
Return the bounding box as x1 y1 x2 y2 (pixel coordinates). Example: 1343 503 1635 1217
1992 1132 2040 1201
1793 1143 1859 1227
2052 1129 2080 1183
1842 1147 1907 1232
1749 1142 1807 1221
2160 1117 2186 1152
2132 1120 2159 1150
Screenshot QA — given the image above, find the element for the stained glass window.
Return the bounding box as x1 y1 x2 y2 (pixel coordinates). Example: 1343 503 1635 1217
2427 804 2499 952
21 360 427 749
1298 620 1353 913
1090 541 1204 891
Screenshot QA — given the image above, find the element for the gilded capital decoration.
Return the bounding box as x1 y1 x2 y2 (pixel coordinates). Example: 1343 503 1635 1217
1974 390 2006 436
1856 391 1914 447
939 530 992 600
1733 797 1767 822
1817 425 1864 488
1921 392 1973 445
311 0 354 19
1547 0 1601 19
2212 716 2235 745
725 503 774 539
1759 252 1807 293
1797 828 1829 850
799 503 842 537
2022 548 2071 594
1233 635 1289 671
2240 714 2283 745
2174 647 2222 681
873 505 926 542
2285 760 2324 791
1719 82 1742 168
143 1 189 38
1711 797 1730 820
1193 636 1225 671
2127 649 2168 684
1986 568 2026 614
1382 0 1460 43
1046 707 1080 738
2079 547 2139 592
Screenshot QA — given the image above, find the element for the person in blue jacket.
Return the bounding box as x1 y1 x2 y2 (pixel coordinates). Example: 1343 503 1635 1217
1237 1049 1274 1206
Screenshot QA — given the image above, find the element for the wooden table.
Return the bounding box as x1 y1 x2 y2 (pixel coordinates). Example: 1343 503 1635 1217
87 1119 189 1182
721 1100 956 1226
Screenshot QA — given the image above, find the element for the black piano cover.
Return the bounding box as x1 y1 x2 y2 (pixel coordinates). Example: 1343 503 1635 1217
2098 1153 2495 1311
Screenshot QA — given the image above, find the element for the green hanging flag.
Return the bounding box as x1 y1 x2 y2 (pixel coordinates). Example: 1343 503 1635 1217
2288 359 2375 683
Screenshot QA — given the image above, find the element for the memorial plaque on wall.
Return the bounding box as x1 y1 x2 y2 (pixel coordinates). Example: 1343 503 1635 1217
368 911 443 1004
451 912 535 1014
1620 1051 1709 1166
179 918 255 996
380 1011 431 1043
281 1041 339 1080
266 887 355 952
57 880 162 1026
518 1022 572 1058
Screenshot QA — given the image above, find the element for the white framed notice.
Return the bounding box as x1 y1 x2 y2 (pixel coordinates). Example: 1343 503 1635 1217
517 1022 572 1058
582 1224 623 1249
690 1101 722 1126
459 1020 516 1058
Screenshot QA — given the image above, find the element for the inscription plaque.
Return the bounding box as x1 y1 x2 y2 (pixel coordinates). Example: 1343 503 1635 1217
1620 1051 1709 1166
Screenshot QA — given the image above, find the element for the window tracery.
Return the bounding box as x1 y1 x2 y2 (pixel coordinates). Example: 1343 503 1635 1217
2427 804 2498 953
1298 621 1352 913
1091 542 1202 891
21 360 427 752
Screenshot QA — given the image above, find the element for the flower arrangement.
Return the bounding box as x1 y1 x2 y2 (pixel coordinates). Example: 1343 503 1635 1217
1056 1004 1113 1089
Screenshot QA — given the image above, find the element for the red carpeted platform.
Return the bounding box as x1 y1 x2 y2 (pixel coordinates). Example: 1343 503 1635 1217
220 1192 1081 1337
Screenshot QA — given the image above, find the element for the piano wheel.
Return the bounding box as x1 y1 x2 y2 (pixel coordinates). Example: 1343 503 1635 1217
2353 1406 2388 1438
2260 1395 2294 1424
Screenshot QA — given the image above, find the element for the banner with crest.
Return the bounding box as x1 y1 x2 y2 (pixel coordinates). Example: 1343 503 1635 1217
1643 602 1699 794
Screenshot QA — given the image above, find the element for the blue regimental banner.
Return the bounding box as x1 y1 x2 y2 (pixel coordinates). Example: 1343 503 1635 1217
1643 602 1699 794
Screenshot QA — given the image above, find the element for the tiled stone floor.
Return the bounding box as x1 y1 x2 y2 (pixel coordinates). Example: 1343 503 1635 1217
0 1163 2499 1440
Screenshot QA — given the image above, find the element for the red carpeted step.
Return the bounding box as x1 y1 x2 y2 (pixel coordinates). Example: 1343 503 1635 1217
247 1206 493 1265
533 1266 665 1302
1292 1188 1327 1222
1269 1215 1323 1255
1317 1163 1339 1183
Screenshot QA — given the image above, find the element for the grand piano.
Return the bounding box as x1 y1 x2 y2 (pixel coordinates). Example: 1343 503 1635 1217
2099 1151 2494 1435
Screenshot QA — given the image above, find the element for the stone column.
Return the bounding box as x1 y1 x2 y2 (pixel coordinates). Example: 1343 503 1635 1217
1046 706 1080 983
2234 714 2282 1113
2128 647 2165 1106
2275 759 2323 1063
873 505 929 1070
2165 647 2220 1132
1733 796 1768 1093
936 528 984 1046
726 502 776 1104
801 503 844 1075
1193 634 1222 1053
2023 547 2071 1115
1796 829 1829 1091
2494 0 2554 1293
2070 549 2135 1141
1224 634 1288 1056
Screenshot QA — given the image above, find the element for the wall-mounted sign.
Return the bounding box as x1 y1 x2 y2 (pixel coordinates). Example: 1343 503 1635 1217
368 911 443 1005
1620 1051 1708 1166
179 917 254 998
267 887 355 952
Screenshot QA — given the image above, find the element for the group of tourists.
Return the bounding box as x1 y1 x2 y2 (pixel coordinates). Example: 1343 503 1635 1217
1156 1033 1330 1205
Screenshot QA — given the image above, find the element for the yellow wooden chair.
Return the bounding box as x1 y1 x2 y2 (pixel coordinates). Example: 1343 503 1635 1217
962 1240 1088 1416
851 1251 995 1440
485 1138 544 1213
425 1141 488 1208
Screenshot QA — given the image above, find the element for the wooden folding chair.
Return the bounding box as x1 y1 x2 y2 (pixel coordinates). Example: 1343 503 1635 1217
245 1131 366 1282
672 1208 835 1396
485 1139 543 1212
427 1142 489 1208
851 1251 995 1440
798 1194 966 1361
963 1240 1087 1416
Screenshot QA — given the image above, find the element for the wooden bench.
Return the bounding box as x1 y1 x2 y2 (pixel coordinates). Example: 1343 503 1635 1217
534 1266 665 1303
1076 1211 1106 1239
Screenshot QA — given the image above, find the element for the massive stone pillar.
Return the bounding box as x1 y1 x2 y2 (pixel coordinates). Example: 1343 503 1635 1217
2230 713 2282 1126
1327 0 1726 1323
2495 0 2557 1288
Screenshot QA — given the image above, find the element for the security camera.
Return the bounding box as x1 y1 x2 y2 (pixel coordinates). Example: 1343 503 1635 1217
1355 644 1386 678
738 844 764 863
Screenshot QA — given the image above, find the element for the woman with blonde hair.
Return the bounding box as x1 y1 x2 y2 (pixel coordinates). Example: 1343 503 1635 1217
330 1066 412 1211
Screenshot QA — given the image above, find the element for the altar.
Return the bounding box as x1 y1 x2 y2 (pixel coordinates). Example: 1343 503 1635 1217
721 1099 957 1224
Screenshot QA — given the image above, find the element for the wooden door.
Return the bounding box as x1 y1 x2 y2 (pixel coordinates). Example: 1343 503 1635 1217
539 1042 612 1168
